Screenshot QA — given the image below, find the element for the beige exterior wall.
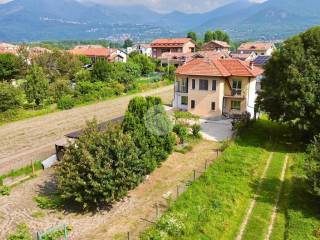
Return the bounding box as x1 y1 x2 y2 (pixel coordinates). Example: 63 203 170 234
152 41 195 58
223 76 250 114
202 42 229 52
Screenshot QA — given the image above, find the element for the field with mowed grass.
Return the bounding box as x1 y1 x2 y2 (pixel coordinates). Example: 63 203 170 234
141 120 320 240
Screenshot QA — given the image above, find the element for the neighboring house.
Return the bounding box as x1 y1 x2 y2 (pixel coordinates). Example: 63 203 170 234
0 42 18 55
173 58 264 119
136 43 152 57
230 52 257 62
150 38 195 59
68 45 127 63
160 51 229 67
202 40 230 53
237 42 275 56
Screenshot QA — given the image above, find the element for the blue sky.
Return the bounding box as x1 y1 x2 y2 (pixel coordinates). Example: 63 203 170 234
0 0 267 13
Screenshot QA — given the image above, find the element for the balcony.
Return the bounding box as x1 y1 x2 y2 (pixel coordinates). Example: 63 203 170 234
175 82 188 93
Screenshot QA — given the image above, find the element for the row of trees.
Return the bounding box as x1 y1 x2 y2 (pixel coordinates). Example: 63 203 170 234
57 96 175 209
257 26 320 199
0 49 161 113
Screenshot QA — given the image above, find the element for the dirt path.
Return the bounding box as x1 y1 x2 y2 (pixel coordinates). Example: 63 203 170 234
0 140 219 240
235 152 274 240
0 85 173 175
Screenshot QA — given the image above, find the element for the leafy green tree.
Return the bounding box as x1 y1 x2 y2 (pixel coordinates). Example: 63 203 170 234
91 61 113 82
0 82 24 112
75 69 92 83
129 54 156 75
305 135 320 196
257 26 320 136
204 31 213 43
0 53 22 81
122 96 175 175
123 38 134 48
57 121 142 209
35 50 82 81
50 77 72 102
187 32 197 42
25 65 49 106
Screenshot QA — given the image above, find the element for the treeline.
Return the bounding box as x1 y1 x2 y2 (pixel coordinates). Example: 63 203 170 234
0 49 173 118
57 96 175 209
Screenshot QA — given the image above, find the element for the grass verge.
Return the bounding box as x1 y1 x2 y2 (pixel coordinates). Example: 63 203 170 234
241 152 286 240
141 122 272 239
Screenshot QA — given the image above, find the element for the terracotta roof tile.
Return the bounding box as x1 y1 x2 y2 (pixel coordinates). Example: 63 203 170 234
176 58 264 77
151 38 194 48
238 42 274 51
68 46 117 57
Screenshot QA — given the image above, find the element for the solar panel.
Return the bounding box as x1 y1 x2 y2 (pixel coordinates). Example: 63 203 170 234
254 55 271 65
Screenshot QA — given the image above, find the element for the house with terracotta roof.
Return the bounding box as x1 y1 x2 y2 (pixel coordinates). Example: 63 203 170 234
237 42 275 56
0 43 19 55
230 52 257 62
202 40 230 53
173 58 264 119
150 38 195 59
160 51 229 67
68 45 127 63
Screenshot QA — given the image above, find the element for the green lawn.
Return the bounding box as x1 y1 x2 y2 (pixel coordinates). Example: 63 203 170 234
270 153 320 240
140 120 320 240
242 152 286 240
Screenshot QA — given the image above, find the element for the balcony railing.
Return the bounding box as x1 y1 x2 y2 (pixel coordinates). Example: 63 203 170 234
175 82 188 93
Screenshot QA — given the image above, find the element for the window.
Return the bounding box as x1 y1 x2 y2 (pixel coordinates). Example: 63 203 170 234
181 96 188 106
231 101 241 110
191 100 195 109
192 79 196 90
199 79 208 90
211 102 216 111
232 80 242 96
212 80 217 91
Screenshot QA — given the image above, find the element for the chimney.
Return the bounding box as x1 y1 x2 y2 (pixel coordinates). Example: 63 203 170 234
249 61 254 70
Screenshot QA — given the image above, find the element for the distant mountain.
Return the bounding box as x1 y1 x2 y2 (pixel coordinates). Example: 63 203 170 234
198 0 320 40
0 0 319 42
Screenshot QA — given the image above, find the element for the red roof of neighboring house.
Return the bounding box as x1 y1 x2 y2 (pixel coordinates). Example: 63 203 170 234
0 42 18 55
68 46 117 57
238 42 274 51
176 58 264 77
161 51 228 63
151 38 194 48
204 40 231 48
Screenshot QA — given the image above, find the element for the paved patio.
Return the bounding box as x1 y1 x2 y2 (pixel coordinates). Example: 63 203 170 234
200 119 233 142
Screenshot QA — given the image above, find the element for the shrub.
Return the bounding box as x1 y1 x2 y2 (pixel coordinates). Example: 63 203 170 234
7 224 32 240
173 124 188 144
0 82 24 112
305 134 320 196
174 111 199 121
191 124 201 138
57 121 142 210
0 185 10 196
232 112 252 133
57 95 75 110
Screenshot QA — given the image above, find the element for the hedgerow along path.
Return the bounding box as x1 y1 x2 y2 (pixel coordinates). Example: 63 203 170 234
0 85 173 175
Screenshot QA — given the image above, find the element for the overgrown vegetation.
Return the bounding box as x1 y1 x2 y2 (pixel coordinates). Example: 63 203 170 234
7 224 33 240
0 48 173 125
141 120 320 239
56 97 175 210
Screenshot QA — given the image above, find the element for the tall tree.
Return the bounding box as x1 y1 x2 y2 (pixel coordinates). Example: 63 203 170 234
123 38 134 48
25 65 49 106
0 82 23 112
187 32 197 42
0 54 22 82
204 31 213 43
258 26 320 136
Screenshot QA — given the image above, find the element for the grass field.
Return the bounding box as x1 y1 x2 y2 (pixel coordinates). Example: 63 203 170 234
141 120 320 240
